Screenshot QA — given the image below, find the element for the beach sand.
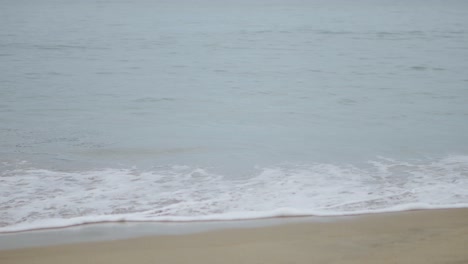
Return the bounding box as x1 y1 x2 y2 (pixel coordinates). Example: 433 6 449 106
1 209 467 264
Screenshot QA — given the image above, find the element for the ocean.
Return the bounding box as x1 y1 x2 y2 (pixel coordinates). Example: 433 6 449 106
1 0 468 232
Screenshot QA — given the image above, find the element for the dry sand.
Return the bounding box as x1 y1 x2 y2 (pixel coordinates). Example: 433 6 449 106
1 209 467 264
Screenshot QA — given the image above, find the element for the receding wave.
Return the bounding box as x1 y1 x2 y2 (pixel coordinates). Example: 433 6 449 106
1 155 467 233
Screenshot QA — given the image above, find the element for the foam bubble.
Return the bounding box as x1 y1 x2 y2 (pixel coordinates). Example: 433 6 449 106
1 156 468 233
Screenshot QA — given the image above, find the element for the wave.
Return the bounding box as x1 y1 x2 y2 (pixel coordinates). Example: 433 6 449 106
1 155 468 233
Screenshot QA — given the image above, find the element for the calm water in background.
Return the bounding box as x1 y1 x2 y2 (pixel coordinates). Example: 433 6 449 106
1 0 468 232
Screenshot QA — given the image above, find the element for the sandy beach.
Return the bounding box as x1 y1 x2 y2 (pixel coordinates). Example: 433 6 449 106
1 209 467 264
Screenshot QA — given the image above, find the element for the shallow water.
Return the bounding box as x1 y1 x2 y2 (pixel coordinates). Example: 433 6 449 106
1 0 468 232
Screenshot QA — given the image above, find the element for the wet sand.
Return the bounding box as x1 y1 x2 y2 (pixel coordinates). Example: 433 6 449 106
1 209 468 264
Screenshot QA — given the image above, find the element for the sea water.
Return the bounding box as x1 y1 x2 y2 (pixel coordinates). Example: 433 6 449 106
1 0 468 232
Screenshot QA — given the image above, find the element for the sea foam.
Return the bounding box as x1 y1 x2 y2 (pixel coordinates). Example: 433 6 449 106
1 155 467 233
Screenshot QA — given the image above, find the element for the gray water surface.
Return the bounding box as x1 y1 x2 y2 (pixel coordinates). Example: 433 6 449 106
1 0 468 172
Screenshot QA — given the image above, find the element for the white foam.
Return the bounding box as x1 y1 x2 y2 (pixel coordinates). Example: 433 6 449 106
1 156 468 233
2 203 468 233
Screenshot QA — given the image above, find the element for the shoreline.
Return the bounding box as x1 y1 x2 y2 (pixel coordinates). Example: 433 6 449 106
1 208 468 264
0 214 335 251
3 203 468 235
